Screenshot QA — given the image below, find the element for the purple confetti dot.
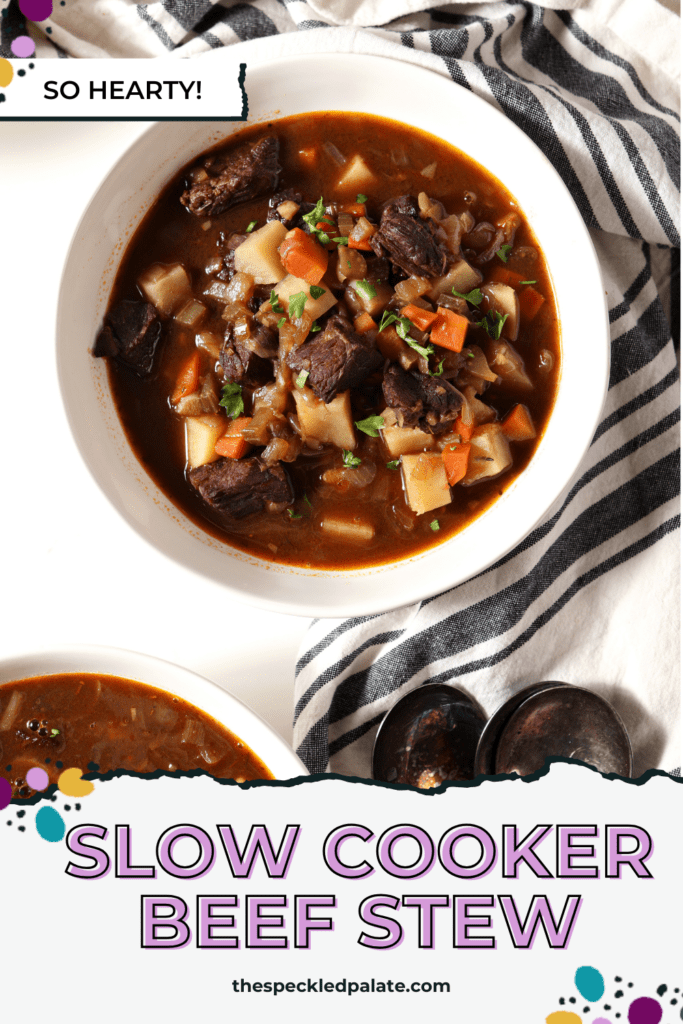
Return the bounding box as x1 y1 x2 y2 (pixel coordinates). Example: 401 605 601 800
593 1019 613 1024
628 998 663 1024
0 777 11 810
19 0 53 20
11 35 35 57
26 767 49 791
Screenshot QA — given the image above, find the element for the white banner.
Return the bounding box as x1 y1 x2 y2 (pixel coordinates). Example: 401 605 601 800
0 57 246 119
1 764 680 1023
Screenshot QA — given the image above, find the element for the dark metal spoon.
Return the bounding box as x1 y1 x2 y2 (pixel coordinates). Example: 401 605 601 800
371 682 487 788
475 682 633 778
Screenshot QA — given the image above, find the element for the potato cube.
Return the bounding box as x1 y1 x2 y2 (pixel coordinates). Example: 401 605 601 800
462 423 512 485
321 515 374 542
401 452 452 515
185 414 225 469
381 408 435 458
234 221 287 285
336 154 376 193
273 275 337 320
293 388 355 449
427 260 482 302
481 282 520 341
139 263 192 315
487 339 532 389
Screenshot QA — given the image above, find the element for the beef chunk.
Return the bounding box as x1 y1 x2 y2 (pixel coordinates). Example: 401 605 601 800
287 313 383 404
217 232 248 279
180 136 281 217
189 457 293 519
382 362 463 434
93 300 162 376
220 321 277 385
370 195 451 278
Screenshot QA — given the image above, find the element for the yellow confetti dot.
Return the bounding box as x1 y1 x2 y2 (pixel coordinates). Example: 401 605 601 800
58 767 95 797
0 58 14 88
546 1014 583 1024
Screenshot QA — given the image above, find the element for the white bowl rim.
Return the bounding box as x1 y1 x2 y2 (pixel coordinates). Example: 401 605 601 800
0 644 308 780
56 52 609 620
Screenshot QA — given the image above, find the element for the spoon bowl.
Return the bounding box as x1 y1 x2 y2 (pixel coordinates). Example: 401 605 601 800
371 682 486 787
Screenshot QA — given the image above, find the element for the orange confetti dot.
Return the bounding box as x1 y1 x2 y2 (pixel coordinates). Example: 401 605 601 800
546 1014 583 1024
58 767 95 797
0 58 14 88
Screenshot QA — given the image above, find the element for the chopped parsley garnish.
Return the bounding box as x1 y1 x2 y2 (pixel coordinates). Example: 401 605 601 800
309 285 326 300
287 509 302 520
334 236 349 245
378 310 413 339
386 460 400 470
320 216 336 226
475 310 509 340
246 220 257 233
356 193 368 203
269 289 284 315
342 449 361 468
429 519 440 532
219 381 244 419
302 196 330 244
354 279 377 302
405 336 435 359
496 243 513 263
276 316 286 329
288 291 307 320
354 414 385 437
310 321 322 333
303 493 312 508
520 279 537 285
51 728 60 737
466 349 476 359
431 358 445 377
452 286 483 307
295 369 309 390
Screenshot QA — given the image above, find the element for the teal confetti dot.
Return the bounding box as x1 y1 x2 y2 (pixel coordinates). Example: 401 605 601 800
576 967 606 1002
36 805 65 842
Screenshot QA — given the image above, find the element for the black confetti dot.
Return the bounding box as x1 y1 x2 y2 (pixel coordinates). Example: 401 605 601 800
570 998 576 1004
6 820 11 826
5 765 11 772
50 795 57 802
64 804 71 811
628 983 633 988
658 985 668 997
18 69 25 76
75 803 81 811
604 1006 611 1011
29 62 34 68
616 991 624 999
584 1008 589 1014
46 26 52 33
0 96 5 104
55 761 63 769
672 1000 678 1006
18 826 25 832
615 978 622 983
17 810 25 818
45 758 51 764
559 998 565 1005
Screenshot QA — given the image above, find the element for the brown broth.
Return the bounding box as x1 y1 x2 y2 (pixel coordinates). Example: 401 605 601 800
105 113 560 570
0 673 272 798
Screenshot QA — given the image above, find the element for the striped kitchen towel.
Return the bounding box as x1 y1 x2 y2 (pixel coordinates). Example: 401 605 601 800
11 0 679 774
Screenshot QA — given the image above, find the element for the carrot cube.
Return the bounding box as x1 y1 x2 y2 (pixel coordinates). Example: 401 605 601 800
501 404 536 441
518 286 545 321
431 308 469 352
171 351 200 404
214 416 253 459
443 443 471 485
400 304 439 332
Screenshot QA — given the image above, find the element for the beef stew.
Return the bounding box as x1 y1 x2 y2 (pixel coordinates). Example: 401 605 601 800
0 673 272 799
94 113 560 570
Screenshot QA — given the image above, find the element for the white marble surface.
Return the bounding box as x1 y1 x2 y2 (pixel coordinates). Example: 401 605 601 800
0 120 311 747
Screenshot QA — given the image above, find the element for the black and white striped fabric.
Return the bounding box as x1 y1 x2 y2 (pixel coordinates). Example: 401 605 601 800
17 0 679 773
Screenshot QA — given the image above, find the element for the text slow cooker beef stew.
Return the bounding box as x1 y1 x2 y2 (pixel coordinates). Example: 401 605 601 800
93 113 560 570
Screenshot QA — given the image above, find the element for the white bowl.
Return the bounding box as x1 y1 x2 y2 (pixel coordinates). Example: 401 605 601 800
57 53 609 619
0 645 307 780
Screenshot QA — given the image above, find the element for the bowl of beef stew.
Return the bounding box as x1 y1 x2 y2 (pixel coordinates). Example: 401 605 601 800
0 646 307 796
57 55 609 617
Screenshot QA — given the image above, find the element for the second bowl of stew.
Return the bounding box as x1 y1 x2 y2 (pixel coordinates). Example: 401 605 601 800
58 54 609 617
